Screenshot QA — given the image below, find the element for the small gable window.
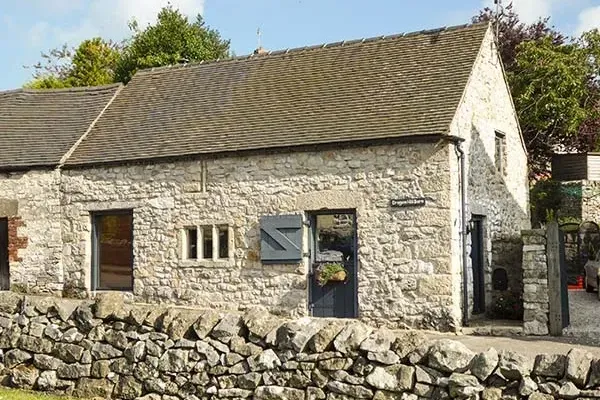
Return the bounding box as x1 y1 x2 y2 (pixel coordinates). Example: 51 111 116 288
495 131 506 175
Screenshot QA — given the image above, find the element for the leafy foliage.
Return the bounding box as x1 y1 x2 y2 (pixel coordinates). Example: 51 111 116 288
474 8 600 177
530 178 564 225
473 7 565 71
25 38 120 89
490 292 523 320
115 7 229 83
24 75 73 89
510 36 600 174
25 6 230 88
27 44 73 82
316 263 347 286
69 38 120 87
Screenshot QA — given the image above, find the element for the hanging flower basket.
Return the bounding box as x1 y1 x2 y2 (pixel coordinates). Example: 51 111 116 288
316 262 348 286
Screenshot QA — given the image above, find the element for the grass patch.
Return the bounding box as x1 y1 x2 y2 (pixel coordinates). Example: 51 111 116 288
0 388 77 400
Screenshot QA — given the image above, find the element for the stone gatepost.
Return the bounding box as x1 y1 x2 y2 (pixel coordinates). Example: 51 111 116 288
522 229 550 335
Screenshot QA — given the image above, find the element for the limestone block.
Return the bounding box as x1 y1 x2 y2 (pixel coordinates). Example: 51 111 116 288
427 339 474 373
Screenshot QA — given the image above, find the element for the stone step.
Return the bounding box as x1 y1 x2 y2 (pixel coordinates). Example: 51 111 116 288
461 324 524 337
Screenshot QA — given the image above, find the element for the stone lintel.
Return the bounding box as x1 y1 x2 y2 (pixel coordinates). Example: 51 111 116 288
0 199 18 217
296 190 362 211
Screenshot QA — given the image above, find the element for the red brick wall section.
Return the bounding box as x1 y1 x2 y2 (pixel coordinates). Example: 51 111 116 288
8 217 27 262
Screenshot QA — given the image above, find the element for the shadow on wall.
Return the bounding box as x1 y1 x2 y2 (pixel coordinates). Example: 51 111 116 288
467 126 530 321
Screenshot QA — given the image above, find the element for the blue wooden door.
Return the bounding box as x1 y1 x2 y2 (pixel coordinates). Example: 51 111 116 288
309 212 357 318
470 217 485 315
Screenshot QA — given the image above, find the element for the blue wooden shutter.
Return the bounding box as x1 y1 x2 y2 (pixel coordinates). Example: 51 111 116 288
260 215 303 264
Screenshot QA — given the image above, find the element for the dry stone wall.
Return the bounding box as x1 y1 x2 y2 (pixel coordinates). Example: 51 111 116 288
0 293 596 399
522 230 550 336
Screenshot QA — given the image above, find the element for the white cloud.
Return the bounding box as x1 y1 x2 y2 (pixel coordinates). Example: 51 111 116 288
27 21 50 46
481 0 553 24
89 0 206 36
29 0 85 15
575 6 600 35
510 0 553 23
29 0 205 47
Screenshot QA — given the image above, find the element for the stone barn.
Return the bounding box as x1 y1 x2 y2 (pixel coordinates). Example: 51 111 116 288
0 85 121 294
0 22 529 331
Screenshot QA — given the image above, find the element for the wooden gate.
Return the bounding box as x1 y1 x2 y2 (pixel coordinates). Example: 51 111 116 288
547 221 570 335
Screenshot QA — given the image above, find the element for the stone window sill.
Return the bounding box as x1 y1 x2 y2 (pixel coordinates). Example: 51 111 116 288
90 290 134 301
180 259 234 268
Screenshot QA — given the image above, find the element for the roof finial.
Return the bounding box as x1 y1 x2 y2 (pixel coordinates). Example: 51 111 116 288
494 0 503 40
257 27 262 50
254 27 268 55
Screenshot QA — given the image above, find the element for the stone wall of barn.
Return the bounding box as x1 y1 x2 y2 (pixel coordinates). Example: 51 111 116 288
0 292 597 400
0 169 63 294
60 141 459 331
448 27 530 320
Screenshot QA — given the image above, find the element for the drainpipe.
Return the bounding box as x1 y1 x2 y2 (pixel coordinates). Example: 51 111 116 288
448 137 470 327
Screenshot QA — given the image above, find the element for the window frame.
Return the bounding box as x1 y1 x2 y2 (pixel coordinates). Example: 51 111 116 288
218 225 229 259
91 209 134 292
183 227 198 260
202 225 214 260
181 223 233 262
494 131 507 175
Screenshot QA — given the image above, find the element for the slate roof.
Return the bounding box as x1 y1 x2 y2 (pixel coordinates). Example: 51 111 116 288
0 85 121 170
66 23 490 166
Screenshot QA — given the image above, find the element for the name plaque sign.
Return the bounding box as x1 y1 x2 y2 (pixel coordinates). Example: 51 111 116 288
390 198 427 208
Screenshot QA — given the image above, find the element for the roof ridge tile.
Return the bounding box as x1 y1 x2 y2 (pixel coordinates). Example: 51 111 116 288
20 83 122 94
133 22 488 78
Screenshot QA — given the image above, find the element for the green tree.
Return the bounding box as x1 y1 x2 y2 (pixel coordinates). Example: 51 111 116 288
473 7 565 71
474 9 600 177
510 35 600 175
24 75 73 89
69 38 120 86
24 6 230 87
28 44 73 80
25 38 120 88
115 6 230 83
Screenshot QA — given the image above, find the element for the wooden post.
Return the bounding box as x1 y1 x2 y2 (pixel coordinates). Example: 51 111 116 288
546 221 563 336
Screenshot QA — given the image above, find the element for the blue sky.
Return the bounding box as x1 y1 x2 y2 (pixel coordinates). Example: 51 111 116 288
1 0 599 90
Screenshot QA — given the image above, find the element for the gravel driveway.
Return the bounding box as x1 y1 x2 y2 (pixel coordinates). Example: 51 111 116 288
563 289 600 346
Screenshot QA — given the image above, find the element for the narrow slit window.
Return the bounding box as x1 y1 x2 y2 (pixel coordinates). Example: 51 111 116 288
495 131 506 175
186 228 198 259
202 226 213 259
218 225 229 259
